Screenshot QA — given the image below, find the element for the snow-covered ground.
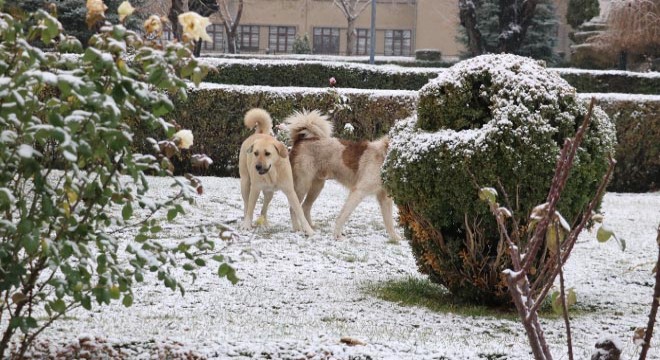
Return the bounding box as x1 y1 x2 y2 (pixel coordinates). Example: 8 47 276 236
35 176 660 359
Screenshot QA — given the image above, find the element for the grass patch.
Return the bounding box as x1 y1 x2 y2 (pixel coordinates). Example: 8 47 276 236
365 276 598 320
364 276 518 320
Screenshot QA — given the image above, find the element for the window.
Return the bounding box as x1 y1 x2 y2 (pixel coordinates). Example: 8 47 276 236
313 27 340 55
268 26 296 53
354 29 371 55
384 30 411 56
239 25 260 52
203 24 224 52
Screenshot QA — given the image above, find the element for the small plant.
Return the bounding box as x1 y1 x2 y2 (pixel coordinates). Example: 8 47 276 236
293 33 311 54
0 1 234 357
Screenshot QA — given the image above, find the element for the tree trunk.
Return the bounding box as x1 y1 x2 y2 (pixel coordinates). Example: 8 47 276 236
346 17 356 56
193 39 203 56
458 0 485 56
497 0 539 53
218 0 243 54
168 0 186 41
227 31 237 53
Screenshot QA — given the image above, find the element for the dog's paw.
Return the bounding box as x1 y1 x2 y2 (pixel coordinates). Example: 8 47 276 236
239 222 253 231
333 233 345 241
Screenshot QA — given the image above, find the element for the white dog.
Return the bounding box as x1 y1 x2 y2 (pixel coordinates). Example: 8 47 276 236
238 108 314 236
284 110 401 241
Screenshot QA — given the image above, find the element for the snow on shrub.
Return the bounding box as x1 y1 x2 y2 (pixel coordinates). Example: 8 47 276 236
382 54 616 305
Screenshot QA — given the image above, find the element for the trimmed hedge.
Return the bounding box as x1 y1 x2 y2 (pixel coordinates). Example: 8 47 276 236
556 69 660 95
199 58 660 94
381 54 616 305
136 85 418 177
201 59 438 90
590 95 660 192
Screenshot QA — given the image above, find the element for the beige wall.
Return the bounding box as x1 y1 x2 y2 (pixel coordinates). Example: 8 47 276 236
152 0 571 60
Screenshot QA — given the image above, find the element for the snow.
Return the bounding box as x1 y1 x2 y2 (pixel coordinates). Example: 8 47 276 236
29 175 660 359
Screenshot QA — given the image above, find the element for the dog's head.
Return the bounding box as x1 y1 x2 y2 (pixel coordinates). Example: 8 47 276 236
247 138 288 175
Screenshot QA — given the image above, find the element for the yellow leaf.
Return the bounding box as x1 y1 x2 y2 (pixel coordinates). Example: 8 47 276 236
178 12 212 42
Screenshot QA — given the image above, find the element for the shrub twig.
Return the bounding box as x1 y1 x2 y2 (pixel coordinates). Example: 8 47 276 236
639 224 660 360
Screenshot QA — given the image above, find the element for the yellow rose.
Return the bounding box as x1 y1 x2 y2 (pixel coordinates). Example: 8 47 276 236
117 1 135 22
177 11 212 42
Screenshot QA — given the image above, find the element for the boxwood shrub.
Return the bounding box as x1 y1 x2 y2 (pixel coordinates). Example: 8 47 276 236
381 54 617 305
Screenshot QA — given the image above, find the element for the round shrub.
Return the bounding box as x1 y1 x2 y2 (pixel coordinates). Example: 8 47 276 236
382 54 616 305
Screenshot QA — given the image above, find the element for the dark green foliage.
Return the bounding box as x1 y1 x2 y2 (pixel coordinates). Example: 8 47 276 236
382 54 616 305
201 61 439 90
457 0 561 64
293 33 312 54
415 49 441 61
127 87 416 177
600 99 660 192
566 0 600 28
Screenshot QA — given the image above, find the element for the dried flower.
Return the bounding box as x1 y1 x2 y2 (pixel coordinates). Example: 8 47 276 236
143 15 163 37
329 77 337 87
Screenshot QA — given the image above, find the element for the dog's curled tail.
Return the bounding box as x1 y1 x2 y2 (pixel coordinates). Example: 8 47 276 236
244 108 273 135
285 109 333 141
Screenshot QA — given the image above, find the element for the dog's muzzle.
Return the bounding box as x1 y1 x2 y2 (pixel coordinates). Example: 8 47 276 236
255 164 271 175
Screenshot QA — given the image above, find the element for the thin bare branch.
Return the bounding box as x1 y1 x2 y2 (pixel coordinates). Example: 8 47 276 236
639 224 660 360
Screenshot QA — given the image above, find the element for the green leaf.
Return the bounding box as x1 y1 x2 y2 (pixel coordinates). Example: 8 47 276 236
194 258 206 267
122 202 133 220
218 263 239 285
167 208 178 221
551 291 562 314
122 294 133 307
567 288 577 308
183 263 195 271
82 296 92 310
597 225 614 243
109 285 121 300
51 299 66 314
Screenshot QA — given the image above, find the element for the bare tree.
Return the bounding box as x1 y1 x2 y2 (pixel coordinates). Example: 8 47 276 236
216 0 244 54
592 0 660 70
333 0 372 55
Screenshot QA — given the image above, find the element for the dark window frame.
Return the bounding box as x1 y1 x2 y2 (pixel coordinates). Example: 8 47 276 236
313 27 340 55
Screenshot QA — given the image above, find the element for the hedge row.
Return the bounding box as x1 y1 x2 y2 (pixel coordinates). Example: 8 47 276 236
589 94 660 192
199 58 660 94
130 85 658 192
201 58 437 91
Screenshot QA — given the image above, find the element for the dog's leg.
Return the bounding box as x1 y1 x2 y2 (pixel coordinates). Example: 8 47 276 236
283 185 314 236
259 190 274 227
301 179 325 228
290 175 311 231
377 190 401 242
241 186 260 231
333 189 367 240
240 176 251 229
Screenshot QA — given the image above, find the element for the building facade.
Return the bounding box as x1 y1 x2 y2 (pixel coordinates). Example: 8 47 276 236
160 0 572 60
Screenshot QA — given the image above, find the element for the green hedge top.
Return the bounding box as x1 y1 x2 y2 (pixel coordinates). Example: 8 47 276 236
199 57 660 94
199 57 441 90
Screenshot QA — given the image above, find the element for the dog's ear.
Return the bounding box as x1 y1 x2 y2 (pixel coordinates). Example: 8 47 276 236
274 142 288 158
247 144 254 154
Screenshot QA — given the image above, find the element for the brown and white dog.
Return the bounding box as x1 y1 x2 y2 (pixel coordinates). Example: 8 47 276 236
238 108 314 236
284 110 401 241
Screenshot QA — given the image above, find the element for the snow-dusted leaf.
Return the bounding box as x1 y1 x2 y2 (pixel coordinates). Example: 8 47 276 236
478 187 497 204
597 225 614 243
